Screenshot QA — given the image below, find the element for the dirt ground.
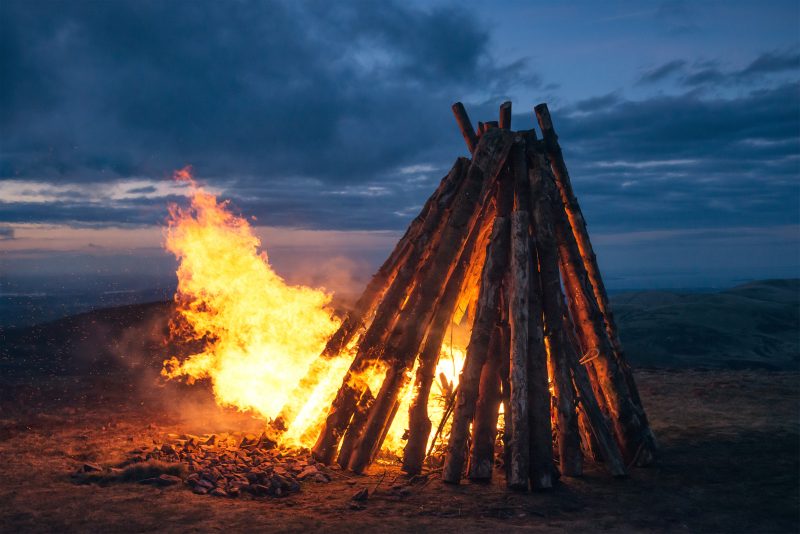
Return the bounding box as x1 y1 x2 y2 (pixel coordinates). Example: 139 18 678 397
1 366 797 533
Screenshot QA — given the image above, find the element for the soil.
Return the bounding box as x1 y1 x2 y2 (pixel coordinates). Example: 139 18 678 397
1 304 798 532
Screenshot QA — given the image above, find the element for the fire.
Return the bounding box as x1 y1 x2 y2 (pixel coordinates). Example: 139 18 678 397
162 168 465 454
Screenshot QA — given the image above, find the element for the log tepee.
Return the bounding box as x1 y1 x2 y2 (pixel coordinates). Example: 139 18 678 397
282 101 656 490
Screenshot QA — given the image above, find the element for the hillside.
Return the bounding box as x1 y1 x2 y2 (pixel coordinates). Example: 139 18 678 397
612 279 799 370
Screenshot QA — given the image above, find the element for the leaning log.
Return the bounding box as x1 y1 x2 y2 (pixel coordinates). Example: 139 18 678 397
312 157 469 464
499 101 512 130
535 103 655 464
452 102 479 153
528 139 582 478
347 130 514 473
336 389 375 468
507 141 532 490
442 160 514 484
402 196 496 475
540 155 645 465
467 324 503 481
274 162 467 432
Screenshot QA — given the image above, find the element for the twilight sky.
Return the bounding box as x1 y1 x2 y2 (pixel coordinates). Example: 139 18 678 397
1 0 799 295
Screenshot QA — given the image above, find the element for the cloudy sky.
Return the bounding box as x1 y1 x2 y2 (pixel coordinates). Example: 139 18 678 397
1 0 799 295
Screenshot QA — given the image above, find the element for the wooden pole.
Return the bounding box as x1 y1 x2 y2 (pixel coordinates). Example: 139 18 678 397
312 158 469 464
540 154 646 465
336 389 375 468
402 196 496 475
535 103 655 464
274 161 468 433
347 130 514 473
499 101 512 130
452 102 479 153
507 141 532 490
528 140 582 477
467 324 503 481
442 161 514 484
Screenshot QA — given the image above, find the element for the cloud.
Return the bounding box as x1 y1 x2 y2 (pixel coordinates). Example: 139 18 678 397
639 49 800 88
637 60 687 84
553 81 800 234
0 225 14 240
0 0 528 186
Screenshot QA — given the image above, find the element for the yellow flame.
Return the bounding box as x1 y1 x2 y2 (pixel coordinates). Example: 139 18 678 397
162 168 466 454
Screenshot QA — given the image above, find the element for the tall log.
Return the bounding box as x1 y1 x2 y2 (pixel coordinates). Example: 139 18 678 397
336 389 375 468
499 101 512 130
539 155 645 465
452 102 478 153
402 195 496 475
535 103 655 464
563 314 626 476
274 162 468 432
498 319 513 479
467 324 503 481
528 140 582 478
442 161 514 484
507 141 532 490
348 130 514 473
312 158 469 464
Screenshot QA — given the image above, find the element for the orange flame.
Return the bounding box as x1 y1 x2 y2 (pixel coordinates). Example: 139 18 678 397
162 168 465 454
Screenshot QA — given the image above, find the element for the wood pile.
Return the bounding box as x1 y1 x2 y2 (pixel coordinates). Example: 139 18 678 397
295 102 657 490
73 432 336 499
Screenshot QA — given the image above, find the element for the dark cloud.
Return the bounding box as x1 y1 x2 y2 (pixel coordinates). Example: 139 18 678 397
0 225 14 239
739 49 800 78
1 0 798 251
639 50 800 88
637 60 686 84
0 0 529 189
574 92 622 113
556 82 800 233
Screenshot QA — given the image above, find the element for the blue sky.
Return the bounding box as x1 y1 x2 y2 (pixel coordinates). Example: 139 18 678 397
1 0 798 294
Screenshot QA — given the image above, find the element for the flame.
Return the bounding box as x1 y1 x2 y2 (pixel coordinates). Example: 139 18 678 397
162 168 466 455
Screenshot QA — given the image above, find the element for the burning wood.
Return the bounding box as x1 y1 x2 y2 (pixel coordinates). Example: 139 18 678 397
162 101 656 493
306 101 656 490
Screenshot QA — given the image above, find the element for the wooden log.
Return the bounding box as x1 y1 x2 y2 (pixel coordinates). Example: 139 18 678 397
486 121 499 130
562 310 604 462
563 316 627 476
507 141 532 490
402 196 496 475
499 101 512 130
477 121 486 136
442 161 514 484
467 324 503 481
536 153 645 465
535 103 655 464
452 102 479 153
528 141 582 477
311 158 469 464
347 130 514 473
274 162 468 433
336 389 375 468
498 319 513 479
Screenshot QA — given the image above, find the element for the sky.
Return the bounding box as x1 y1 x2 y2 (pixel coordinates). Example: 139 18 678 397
1 0 799 299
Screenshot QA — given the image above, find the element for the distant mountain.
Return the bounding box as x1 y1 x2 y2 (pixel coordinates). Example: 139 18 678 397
1 280 798 377
612 279 799 370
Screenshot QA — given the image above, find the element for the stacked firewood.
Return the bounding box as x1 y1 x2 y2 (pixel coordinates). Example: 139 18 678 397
279 102 656 491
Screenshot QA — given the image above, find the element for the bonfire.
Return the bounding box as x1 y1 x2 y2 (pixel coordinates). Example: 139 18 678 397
161 101 656 495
